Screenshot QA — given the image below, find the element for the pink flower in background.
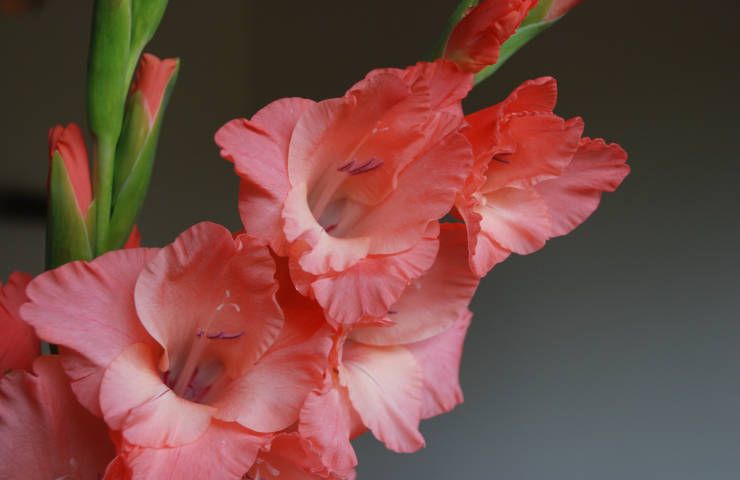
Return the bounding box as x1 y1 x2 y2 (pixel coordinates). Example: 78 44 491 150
0 356 115 480
298 225 477 477
21 222 331 478
0 272 38 372
443 0 537 73
48 123 93 217
456 77 629 276
216 60 474 327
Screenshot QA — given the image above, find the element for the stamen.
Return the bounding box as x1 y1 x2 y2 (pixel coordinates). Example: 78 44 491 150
216 301 241 312
387 309 398 315
206 330 245 340
337 160 355 172
348 157 383 175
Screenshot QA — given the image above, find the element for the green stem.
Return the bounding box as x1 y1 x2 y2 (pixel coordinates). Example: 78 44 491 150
94 138 116 255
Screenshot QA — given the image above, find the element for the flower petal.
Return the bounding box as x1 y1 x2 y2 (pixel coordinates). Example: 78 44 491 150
406 310 472 419
216 98 315 255
368 60 474 116
0 272 38 372
249 433 354 480
337 129 473 255
135 222 283 377
21 248 158 414
298 374 358 478
310 224 440 327
341 342 424 453
478 186 551 255
481 113 583 192
288 72 429 207
100 342 215 448
122 420 265 480
0 356 115 480
536 138 630 237
350 224 478 345
213 328 330 433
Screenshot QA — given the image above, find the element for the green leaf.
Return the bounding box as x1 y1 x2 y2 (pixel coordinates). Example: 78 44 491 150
46 153 93 269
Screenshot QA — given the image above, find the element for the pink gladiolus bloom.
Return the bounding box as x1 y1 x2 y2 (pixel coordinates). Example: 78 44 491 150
443 0 537 73
0 271 38 372
247 433 354 480
456 77 630 276
48 123 93 216
131 53 179 126
21 222 331 478
0 355 115 479
216 60 474 327
298 225 477 476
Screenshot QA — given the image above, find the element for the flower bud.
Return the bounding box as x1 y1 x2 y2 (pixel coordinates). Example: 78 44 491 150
86 0 169 145
106 54 179 250
443 0 537 73
530 0 584 22
441 0 586 83
46 124 94 267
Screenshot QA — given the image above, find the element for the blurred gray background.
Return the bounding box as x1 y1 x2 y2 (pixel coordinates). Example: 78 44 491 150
1 1 739 478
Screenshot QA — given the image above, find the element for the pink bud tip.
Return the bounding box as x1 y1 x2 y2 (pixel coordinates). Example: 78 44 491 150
47 123 92 215
131 53 179 125
545 0 585 21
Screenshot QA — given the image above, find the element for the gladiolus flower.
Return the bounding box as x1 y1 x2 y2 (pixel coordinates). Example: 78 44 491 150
21 222 331 478
443 0 537 73
216 60 474 327
298 225 477 476
456 77 629 276
247 433 354 480
0 356 115 480
0 272 38 372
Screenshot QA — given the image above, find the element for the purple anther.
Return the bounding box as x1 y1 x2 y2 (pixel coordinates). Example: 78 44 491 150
196 327 205 337
337 160 355 172
219 331 245 340
348 157 383 175
206 330 245 340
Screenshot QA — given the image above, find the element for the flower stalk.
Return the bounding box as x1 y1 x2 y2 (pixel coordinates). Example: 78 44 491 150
44 0 173 267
